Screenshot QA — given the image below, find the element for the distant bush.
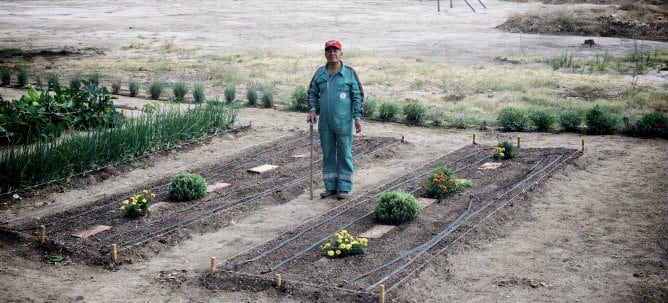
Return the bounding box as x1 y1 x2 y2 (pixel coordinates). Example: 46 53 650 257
559 110 581 132
246 87 258 107
86 72 101 86
374 190 420 225
224 86 236 103
288 85 308 112
47 73 60 89
111 80 121 94
362 97 377 118
585 105 618 135
69 76 81 90
403 102 427 125
17 70 28 87
129 79 139 97
452 112 466 129
379 102 399 122
173 82 188 101
635 111 668 139
192 84 205 103
148 81 164 100
261 90 273 108
1 69 11 87
168 172 208 201
497 107 527 131
528 109 556 131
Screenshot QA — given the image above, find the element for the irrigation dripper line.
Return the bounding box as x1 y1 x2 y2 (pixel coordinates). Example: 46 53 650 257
231 147 488 272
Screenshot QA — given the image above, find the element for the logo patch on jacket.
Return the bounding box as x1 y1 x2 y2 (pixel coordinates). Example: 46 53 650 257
339 92 346 99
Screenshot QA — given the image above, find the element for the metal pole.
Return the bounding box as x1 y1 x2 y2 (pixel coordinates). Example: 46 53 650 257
463 0 476 12
309 123 314 200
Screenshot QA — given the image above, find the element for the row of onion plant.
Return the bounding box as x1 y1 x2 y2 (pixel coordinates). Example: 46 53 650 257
0 103 237 195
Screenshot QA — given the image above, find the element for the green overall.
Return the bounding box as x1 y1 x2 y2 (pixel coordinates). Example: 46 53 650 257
307 61 363 193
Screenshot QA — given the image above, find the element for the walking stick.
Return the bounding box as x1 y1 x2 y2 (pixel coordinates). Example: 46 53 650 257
309 122 314 200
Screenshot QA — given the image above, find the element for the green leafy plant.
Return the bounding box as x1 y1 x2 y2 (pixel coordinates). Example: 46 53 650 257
69 76 81 91
379 102 399 122
635 111 668 139
168 172 207 201
148 81 164 100
288 85 308 112
585 104 618 135
261 90 273 108
142 103 160 114
1 69 11 87
528 109 556 131
494 141 516 160
320 229 368 258
17 70 28 88
173 82 188 101
362 96 376 118
224 86 236 103
559 110 581 132
86 72 101 86
129 79 139 97
421 166 472 200
120 189 154 218
375 190 420 225
192 84 205 103
246 86 258 106
496 107 527 131
403 102 427 125
47 73 60 89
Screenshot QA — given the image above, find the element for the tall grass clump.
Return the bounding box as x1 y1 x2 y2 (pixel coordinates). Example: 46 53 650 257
172 82 188 101
1 69 11 86
0 104 238 194
362 96 376 118
288 85 308 112
528 109 556 131
379 102 399 122
452 112 466 129
47 73 60 89
86 72 101 86
224 86 236 103
192 84 205 103
129 79 139 97
69 76 82 91
111 80 121 94
261 89 273 108
559 110 581 132
403 102 427 125
246 86 258 107
148 81 165 100
17 70 28 88
496 107 527 131
585 105 618 135
635 111 668 139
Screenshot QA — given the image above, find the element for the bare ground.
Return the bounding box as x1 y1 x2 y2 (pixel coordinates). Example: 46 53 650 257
0 1 667 303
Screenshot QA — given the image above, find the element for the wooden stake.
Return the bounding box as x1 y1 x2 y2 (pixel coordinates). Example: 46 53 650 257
401 135 405 143
210 257 216 274
39 225 46 245
249 120 253 128
378 284 385 303
275 273 282 288
581 139 585 152
517 136 521 149
111 244 117 262
472 134 476 145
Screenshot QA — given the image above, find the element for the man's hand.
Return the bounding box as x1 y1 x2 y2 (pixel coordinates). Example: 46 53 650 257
354 119 362 133
308 111 318 124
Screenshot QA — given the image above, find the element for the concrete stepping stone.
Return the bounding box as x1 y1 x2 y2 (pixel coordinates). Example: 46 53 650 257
248 164 279 174
72 225 112 239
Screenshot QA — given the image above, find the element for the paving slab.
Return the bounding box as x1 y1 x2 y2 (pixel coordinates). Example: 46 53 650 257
248 164 279 174
72 225 112 239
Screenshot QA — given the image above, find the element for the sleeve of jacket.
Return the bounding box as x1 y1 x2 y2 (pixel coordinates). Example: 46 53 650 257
350 68 364 119
307 70 320 112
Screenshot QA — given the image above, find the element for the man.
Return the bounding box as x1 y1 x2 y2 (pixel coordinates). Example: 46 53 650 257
307 39 364 200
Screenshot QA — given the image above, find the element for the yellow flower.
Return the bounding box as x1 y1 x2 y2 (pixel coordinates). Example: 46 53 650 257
142 198 147 203
327 250 334 256
151 193 156 198
345 244 352 250
335 250 341 255
143 189 149 194
122 200 129 205
339 243 346 250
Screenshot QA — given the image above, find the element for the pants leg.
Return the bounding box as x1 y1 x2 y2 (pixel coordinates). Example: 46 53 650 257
319 126 339 191
336 133 353 192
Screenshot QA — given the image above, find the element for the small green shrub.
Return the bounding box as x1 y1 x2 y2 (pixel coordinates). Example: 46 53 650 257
421 166 472 200
47 73 60 89
168 172 208 201
379 102 399 122
320 229 368 258
374 190 420 225
1 69 11 86
528 109 556 131
142 103 160 114
86 72 101 86
246 87 258 106
111 80 121 94
493 140 516 160
173 82 188 101
69 77 81 90
261 90 273 108
192 84 205 103
288 85 308 112
585 105 618 135
17 70 28 87
148 81 165 100
119 189 154 218
452 112 466 129
496 107 527 131
403 102 427 124
224 86 236 103
430 108 446 126
129 79 139 97
559 110 581 132
635 111 668 138
362 97 377 118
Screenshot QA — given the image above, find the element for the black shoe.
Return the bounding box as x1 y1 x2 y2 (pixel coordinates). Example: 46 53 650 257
320 190 337 198
337 191 349 200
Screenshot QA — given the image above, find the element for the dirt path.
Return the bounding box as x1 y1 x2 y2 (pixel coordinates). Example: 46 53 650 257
1 1 667 302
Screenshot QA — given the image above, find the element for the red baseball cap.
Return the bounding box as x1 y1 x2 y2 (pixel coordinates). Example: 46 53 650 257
324 40 341 50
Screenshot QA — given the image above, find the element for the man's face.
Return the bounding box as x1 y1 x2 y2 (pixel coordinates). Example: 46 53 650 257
325 47 342 64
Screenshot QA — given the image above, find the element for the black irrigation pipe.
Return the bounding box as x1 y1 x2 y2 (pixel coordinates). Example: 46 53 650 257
7 131 312 232
232 147 489 272
115 139 399 249
361 150 578 293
